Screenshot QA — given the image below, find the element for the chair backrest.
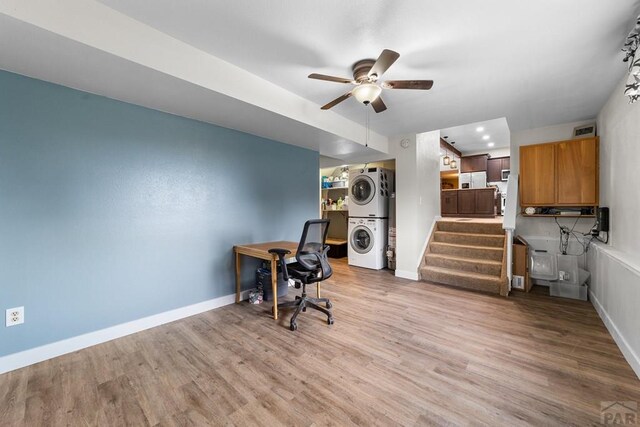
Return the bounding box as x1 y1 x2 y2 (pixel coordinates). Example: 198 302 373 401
296 219 332 279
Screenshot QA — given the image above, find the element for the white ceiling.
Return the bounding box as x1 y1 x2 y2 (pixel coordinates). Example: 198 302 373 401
1 0 639 161
441 118 510 155
98 0 638 134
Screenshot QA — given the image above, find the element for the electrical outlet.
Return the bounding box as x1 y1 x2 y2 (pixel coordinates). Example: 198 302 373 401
6 306 24 327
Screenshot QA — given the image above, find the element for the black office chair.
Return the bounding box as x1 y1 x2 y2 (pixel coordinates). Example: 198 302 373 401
269 219 334 331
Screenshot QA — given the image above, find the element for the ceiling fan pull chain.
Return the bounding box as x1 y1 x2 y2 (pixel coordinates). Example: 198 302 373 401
365 106 370 147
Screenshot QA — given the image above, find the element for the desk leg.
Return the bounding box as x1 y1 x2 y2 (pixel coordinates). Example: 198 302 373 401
235 251 241 303
271 257 278 320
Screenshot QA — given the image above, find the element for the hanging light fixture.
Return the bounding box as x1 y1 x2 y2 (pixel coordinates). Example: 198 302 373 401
353 83 382 105
442 148 451 166
450 155 457 169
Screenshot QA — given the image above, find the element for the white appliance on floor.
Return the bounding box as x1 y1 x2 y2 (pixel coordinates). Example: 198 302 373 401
348 167 394 218
348 218 388 270
459 171 487 189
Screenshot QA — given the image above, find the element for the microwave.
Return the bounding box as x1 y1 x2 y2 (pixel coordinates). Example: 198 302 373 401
501 169 510 181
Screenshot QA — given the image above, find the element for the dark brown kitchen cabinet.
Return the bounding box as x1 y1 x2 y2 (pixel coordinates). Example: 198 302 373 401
457 190 476 214
441 191 458 215
487 158 502 182
487 156 510 182
460 154 488 173
441 188 496 218
475 189 496 215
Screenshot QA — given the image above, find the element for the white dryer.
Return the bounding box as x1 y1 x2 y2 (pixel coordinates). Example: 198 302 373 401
349 167 394 218
348 218 388 270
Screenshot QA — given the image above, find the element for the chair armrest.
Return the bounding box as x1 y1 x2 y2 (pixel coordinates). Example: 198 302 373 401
268 248 291 281
268 248 291 257
298 246 332 280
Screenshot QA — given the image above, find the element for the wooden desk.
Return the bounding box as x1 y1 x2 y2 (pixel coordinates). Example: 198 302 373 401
233 241 298 320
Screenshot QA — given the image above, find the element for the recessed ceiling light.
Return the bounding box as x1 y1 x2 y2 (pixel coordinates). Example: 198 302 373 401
476 126 484 132
482 135 490 140
488 142 495 147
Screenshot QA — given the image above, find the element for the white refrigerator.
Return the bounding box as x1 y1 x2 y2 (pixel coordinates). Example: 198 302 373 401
459 172 487 189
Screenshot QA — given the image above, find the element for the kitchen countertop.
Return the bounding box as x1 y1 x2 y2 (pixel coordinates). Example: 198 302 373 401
442 187 496 192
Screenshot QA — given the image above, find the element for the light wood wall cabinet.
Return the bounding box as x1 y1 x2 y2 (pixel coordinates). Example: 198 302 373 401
520 144 556 205
556 138 598 205
519 137 598 207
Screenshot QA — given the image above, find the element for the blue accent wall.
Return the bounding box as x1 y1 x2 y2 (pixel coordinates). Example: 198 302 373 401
0 70 318 356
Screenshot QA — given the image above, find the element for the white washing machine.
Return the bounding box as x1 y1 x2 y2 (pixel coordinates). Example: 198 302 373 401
349 167 394 218
348 218 388 270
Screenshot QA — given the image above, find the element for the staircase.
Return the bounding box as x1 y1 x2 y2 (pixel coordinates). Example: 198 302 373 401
420 220 509 296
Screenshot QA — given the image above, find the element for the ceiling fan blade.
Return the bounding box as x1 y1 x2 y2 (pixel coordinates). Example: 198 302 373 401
368 49 400 79
382 80 434 90
321 91 353 110
371 96 387 113
308 73 354 84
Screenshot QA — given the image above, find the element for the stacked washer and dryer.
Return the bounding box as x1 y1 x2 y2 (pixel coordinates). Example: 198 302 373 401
347 167 394 270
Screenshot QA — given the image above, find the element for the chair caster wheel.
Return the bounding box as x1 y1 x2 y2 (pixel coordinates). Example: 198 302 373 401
290 322 298 331
327 317 334 325
295 295 301 300
326 301 333 309
302 307 307 312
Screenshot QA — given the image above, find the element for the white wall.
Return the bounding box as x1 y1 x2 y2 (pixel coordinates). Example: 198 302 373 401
417 130 444 264
510 119 595 173
463 147 511 158
597 78 640 260
391 131 441 279
589 76 640 378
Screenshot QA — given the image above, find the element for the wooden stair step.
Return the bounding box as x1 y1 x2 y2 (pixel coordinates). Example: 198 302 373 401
428 241 504 261
424 252 502 276
420 265 502 294
433 231 505 248
436 221 505 235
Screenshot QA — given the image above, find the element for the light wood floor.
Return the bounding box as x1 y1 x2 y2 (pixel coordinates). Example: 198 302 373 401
1 259 639 426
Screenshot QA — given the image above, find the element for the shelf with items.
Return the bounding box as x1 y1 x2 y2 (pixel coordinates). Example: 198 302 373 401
520 206 596 218
521 214 595 218
321 179 348 190
322 208 349 212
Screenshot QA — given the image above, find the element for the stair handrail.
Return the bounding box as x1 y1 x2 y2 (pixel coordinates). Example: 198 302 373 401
503 174 518 232
502 174 519 292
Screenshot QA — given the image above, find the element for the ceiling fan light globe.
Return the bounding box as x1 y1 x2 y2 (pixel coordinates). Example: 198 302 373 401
353 83 382 104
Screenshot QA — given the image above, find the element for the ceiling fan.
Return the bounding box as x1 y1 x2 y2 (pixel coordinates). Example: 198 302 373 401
308 49 433 113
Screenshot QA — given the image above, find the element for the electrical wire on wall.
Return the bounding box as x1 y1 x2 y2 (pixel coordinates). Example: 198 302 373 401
554 216 609 258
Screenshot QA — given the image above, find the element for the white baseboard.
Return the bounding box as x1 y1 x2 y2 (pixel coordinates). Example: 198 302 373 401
590 290 640 380
395 269 419 281
0 289 253 375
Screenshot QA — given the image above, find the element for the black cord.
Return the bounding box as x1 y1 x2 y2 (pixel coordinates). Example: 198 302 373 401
554 217 596 256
